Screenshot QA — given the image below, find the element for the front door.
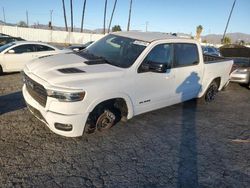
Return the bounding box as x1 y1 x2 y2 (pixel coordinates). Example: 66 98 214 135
133 43 176 115
4 44 36 71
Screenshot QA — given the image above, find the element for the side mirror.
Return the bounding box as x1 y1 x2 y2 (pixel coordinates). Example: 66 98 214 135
7 49 15 54
139 61 169 73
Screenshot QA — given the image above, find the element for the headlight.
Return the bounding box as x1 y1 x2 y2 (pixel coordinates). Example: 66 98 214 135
47 90 85 102
236 68 248 73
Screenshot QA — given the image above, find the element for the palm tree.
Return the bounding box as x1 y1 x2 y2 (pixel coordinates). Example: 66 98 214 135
108 0 118 33
80 0 87 33
62 0 68 31
103 0 108 34
127 0 133 31
196 25 203 41
70 0 73 32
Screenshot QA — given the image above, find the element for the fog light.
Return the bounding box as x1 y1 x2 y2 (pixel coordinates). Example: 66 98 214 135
54 123 73 131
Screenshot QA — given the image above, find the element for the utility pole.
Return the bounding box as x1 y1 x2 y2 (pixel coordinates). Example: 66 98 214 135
103 0 108 34
108 0 117 33
62 0 68 31
70 0 73 32
127 0 132 31
80 0 87 33
2 7 6 24
222 0 236 43
26 10 29 27
49 10 53 29
145 21 149 32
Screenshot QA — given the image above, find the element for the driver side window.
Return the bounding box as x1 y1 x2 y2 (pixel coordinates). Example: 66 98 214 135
11 44 36 54
142 43 173 65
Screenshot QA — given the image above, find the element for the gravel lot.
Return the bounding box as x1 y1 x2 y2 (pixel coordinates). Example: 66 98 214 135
0 73 249 188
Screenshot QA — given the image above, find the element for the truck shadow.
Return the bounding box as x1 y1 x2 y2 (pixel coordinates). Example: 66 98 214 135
176 72 201 188
0 91 26 115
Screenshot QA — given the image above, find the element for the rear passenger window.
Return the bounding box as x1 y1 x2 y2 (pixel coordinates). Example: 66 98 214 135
174 43 199 67
35 45 55 52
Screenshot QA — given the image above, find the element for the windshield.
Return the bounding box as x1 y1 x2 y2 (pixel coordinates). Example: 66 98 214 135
0 42 15 53
79 34 147 68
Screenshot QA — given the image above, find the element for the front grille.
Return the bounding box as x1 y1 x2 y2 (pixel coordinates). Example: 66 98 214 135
24 74 47 107
26 103 47 123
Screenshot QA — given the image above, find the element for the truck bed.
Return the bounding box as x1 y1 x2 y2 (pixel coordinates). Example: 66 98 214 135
203 54 230 64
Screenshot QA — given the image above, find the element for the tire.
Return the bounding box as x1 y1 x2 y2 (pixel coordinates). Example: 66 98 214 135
85 106 121 134
200 81 219 103
0 66 3 75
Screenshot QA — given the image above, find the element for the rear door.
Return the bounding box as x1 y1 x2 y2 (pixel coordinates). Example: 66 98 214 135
4 44 36 71
172 43 202 102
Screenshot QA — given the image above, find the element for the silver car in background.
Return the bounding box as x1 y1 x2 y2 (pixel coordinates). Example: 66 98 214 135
230 57 250 88
202 46 221 57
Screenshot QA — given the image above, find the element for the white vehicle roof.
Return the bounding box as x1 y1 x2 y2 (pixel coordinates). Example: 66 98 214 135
113 31 189 42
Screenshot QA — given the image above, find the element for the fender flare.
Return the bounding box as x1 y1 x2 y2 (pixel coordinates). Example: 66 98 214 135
198 77 221 98
86 93 134 119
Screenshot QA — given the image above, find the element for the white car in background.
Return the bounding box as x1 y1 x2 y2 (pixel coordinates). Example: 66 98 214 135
0 41 71 74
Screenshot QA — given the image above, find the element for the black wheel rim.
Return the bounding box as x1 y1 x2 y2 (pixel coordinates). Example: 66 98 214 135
96 111 115 131
206 85 218 102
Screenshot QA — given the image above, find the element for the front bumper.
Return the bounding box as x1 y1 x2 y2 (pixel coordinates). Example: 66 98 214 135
23 85 89 137
230 72 250 84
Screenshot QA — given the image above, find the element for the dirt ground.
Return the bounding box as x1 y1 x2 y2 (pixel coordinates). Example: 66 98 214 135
0 73 249 188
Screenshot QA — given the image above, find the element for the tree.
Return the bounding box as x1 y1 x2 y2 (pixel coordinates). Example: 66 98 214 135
239 40 245 46
17 21 28 27
103 0 108 34
112 25 121 32
80 0 87 33
127 0 133 31
221 36 231 44
70 0 73 32
62 0 68 31
108 0 118 33
202 39 207 43
196 25 203 41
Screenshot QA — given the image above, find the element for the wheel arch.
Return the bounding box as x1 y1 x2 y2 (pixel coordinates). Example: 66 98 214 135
86 94 134 119
198 77 221 98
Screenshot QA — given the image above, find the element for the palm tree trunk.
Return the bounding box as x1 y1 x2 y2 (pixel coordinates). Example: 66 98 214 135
127 0 132 31
70 0 73 32
80 0 87 33
103 0 108 34
62 0 68 31
108 0 117 33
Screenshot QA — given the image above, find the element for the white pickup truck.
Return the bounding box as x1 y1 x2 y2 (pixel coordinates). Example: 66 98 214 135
22 32 233 137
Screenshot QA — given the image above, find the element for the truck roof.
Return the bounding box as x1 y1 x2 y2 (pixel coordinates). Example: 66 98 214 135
113 31 188 42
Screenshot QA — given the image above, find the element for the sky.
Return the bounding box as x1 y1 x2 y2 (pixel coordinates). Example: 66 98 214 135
0 0 249 35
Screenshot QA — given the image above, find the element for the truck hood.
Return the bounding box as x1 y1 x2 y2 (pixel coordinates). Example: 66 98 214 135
25 53 125 89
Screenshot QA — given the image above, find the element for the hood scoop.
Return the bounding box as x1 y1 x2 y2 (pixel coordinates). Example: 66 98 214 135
84 59 106 65
58 68 85 74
